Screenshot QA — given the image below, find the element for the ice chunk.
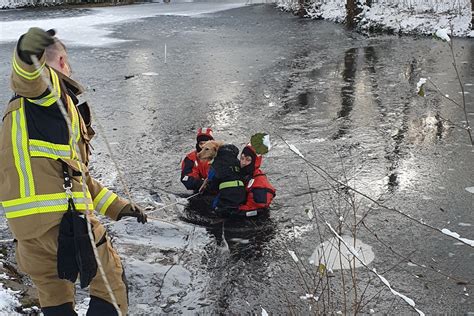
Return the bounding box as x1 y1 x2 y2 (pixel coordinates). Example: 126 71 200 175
308 236 375 270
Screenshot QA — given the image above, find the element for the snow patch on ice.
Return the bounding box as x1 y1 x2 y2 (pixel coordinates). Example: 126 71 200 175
288 143 305 158
262 134 272 151
416 78 427 94
288 250 299 263
441 228 474 247
300 293 318 301
373 268 425 315
0 2 252 46
465 186 474 194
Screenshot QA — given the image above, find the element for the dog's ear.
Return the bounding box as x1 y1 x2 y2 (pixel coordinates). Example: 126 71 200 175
215 140 225 147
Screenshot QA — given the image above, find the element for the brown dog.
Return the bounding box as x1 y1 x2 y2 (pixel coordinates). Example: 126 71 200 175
197 140 223 193
197 140 224 161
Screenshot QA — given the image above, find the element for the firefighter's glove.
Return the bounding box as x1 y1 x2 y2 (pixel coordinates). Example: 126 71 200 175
18 27 55 63
118 204 147 224
57 211 79 283
72 212 98 289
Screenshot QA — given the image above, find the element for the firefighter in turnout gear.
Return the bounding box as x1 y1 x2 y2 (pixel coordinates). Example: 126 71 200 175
181 128 213 192
0 28 147 315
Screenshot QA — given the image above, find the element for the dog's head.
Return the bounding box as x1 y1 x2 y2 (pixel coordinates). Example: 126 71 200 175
197 140 224 161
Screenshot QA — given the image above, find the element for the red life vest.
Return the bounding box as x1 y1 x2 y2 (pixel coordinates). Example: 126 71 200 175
181 150 211 191
239 168 276 212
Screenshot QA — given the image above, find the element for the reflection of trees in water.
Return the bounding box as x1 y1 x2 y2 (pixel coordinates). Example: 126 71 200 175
363 45 409 191
279 50 319 115
332 45 412 190
333 47 358 140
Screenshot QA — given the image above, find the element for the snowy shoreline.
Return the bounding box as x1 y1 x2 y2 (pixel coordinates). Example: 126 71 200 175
2 0 473 38
276 0 474 38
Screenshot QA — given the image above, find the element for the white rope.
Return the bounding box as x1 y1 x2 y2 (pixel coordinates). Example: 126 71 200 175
31 56 122 316
0 193 203 243
104 192 201 227
86 104 138 210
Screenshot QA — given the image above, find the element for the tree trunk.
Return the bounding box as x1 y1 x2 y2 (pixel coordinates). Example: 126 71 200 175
471 0 474 29
298 0 305 17
346 0 357 28
346 0 363 28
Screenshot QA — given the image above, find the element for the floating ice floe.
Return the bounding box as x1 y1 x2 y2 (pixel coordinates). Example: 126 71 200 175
308 236 375 270
324 222 424 315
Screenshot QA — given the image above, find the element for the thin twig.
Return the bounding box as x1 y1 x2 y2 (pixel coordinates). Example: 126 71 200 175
325 222 424 316
426 78 463 109
448 39 473 145
279 135 473 248
362 221 470 284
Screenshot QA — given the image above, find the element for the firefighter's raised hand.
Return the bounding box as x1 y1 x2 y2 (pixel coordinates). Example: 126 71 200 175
118 204 147 224
19 27 55 56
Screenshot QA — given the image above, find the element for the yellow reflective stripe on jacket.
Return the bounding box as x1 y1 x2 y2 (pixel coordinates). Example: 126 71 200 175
94 188 118 215
26 69 61 107
29 139 72 160
11 102 35 198
12 53 45 80
1 192 93 219
218 180 244 190
68 95 81 159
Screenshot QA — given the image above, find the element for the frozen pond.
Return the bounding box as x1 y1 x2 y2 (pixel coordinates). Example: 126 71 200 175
0 2 473 314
